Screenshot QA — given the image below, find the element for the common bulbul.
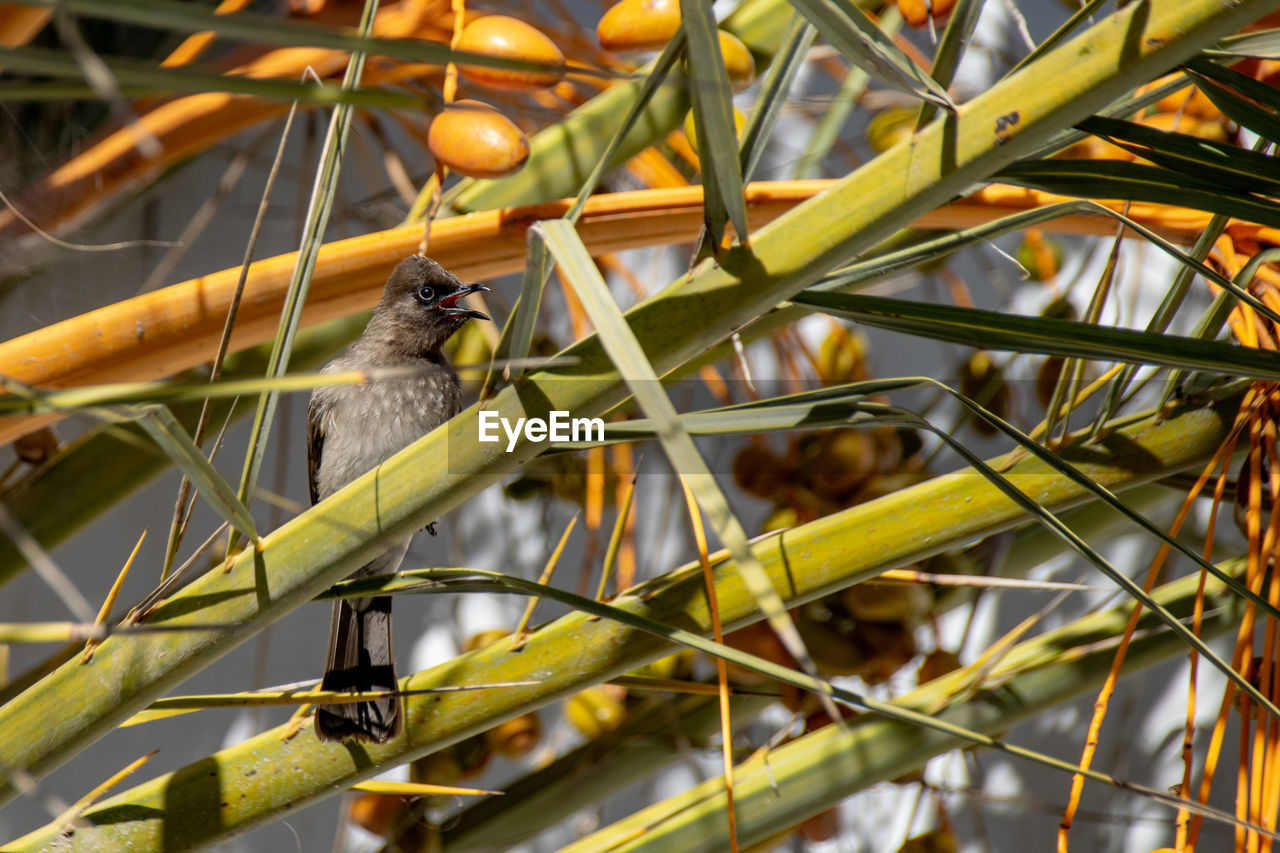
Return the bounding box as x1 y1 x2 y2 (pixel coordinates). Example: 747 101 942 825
308 254 488 743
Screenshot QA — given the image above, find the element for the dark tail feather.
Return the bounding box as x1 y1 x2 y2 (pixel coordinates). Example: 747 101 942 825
315 596 401 743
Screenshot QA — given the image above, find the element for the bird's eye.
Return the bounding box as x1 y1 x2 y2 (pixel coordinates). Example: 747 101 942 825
417 285 435 303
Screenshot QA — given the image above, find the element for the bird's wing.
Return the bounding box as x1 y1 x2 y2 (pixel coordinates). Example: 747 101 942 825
307 395 324 507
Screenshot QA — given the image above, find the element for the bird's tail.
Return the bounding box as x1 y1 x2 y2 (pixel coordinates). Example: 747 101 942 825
315 595 401 743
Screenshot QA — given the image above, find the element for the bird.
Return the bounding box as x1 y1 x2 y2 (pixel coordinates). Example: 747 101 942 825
307 254 489 743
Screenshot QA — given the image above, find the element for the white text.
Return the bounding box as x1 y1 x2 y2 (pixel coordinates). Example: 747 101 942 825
478 411 606 452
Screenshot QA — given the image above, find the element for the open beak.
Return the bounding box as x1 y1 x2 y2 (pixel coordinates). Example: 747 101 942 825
440 283 491 321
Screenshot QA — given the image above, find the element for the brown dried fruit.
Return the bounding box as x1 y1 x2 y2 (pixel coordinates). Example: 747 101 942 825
852 619 918 685
733 442 784 498
13 426 57 465
795 605 866 677
799 808 840 843
484 712 542 758
349 792 409 837
843 581 931 623
917 648 962 683
724 621 796 683
804 429 877 500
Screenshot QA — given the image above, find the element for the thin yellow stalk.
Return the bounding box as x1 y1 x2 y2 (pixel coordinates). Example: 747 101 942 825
596 472 637 601
680 477 738 853
81 529 146 662
49 750 156 835
512 516 578 648
349 780 498 797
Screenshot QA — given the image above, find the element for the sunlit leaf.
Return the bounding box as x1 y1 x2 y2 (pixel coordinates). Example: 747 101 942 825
788 0 953 109
681 0 750 248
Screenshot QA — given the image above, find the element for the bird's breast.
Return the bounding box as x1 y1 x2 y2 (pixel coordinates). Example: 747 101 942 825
315 368 461 499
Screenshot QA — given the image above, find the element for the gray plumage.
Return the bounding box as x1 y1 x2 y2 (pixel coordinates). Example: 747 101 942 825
309 254 488 743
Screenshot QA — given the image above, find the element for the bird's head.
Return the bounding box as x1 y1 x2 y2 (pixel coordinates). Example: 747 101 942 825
372 255 491 355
